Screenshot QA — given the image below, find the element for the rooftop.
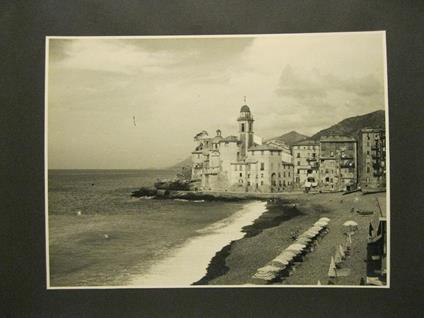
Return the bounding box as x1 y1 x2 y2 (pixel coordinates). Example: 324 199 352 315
240 105 250 113
219 135 239 143
292 139 319 146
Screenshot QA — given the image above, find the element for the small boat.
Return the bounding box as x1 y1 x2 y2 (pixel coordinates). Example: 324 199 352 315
356 210 374 216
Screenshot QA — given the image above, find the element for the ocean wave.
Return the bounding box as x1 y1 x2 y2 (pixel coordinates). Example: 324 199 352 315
130 200 267 286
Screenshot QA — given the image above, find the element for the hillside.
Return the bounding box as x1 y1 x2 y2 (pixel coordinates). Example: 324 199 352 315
266 130 309 147
310 110 385 140
168 156 192 170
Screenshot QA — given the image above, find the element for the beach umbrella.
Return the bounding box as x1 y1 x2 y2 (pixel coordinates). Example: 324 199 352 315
314 220 328 227
302 232 317 239
253 265 281 280
343 220 358 227
319 217 330 222
298 235 312 243
270 259 288 269
297 236 312 244
343 220 358 232
277 250 297 262
328 256 337 278
286 243 306 252
309 225 324 233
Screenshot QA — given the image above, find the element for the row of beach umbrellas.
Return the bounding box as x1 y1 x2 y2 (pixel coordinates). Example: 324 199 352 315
328 232 353 279
253 217 330 283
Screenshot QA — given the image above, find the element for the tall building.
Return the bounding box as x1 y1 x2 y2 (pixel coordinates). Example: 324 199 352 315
292 140 320 189
319 136 357 192
358 128 386 190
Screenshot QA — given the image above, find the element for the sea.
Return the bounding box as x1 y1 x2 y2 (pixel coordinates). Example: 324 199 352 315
47 169 266 287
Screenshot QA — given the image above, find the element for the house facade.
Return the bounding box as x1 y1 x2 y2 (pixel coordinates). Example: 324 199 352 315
191 105 294 193
358 128 386 190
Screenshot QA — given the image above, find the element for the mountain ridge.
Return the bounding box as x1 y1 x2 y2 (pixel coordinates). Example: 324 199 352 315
168 109 385 169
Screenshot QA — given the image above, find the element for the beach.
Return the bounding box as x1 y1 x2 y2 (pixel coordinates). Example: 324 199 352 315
202 191 386 286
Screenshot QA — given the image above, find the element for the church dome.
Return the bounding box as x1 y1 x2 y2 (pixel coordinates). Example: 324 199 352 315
240 105 250 113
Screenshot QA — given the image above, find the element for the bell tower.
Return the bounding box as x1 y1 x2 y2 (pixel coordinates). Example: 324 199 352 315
238 99 254 159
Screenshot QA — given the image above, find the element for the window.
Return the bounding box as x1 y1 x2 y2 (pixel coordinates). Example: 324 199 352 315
248 174 250 178
260 162 265 170
240 172 242 177
297 161 300 166
247 181 251 186
296 153 300 158
367 167 370 173
261 181 264 186
278 173 281 178
241 123 245 132
288 172 290 177
261 173 264 178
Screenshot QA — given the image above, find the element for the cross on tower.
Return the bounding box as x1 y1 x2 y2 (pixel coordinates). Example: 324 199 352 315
244 96 247 104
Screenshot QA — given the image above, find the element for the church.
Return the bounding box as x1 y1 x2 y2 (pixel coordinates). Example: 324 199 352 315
191 104 294 193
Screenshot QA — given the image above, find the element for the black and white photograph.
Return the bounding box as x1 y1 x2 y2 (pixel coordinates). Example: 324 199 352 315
46 32 389 288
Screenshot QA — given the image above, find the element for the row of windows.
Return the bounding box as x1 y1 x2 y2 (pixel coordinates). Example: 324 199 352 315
238 171 291 178
293 145 318 150
295 152 316 158
239 180 293 186
250 150 281 156
234 162 288 171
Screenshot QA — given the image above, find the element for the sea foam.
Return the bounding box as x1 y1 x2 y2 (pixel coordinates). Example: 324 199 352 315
130 200 266 286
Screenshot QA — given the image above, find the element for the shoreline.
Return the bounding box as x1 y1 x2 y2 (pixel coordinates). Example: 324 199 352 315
193 200 302 285
132 187 305 202
129 201 267 286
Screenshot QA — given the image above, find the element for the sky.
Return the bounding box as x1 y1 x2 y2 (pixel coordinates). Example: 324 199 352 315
47 32 387 169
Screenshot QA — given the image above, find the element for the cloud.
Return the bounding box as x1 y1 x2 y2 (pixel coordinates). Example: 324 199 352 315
47 34 386 168
276 65 383 99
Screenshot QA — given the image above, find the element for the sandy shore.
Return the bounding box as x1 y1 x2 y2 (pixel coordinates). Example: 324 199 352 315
130 201 267 286
202 191 387 286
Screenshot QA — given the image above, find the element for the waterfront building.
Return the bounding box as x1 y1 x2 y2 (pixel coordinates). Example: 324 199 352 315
191 105 293 193
264 139 293 164
358 128 386 191
319 135 357 192
292 140 320 189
